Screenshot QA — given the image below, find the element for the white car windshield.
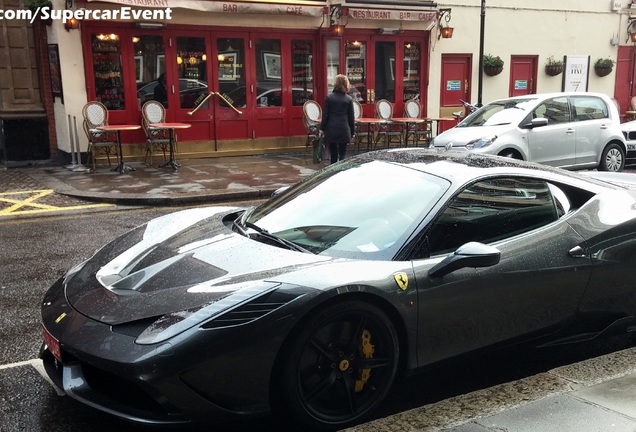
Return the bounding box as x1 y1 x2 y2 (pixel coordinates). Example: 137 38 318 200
244 160 450 259
459 98 536 128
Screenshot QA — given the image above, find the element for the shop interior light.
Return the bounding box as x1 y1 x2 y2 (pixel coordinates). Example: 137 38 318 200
177 56 183 65
135 22 166 29
378 28 402 35
438 8 454 40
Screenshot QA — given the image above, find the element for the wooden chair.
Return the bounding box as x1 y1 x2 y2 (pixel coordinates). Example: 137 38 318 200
141 100 171 166
374 99 403 148
352 100 368 153
404 99 432 146
302 100 322 153
82 101 118 170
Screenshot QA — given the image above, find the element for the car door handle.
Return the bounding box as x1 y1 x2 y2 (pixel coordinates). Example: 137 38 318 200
566 128 575 135
569 245 588 258
600 124 608 130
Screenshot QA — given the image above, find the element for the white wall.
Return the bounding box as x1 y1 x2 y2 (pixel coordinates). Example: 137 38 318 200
431 0 626 112
47 0 88 154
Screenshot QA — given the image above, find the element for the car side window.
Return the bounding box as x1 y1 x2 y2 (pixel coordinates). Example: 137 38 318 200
532 96 570 124
425 177 559 256
570 96 609 121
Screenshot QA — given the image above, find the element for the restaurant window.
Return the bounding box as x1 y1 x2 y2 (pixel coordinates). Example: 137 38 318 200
291 40 313 106
255 39 282 107
326 39 340 93
375 41 395 102
91 33 124 110
403 42 421 102
176 36 208 109
218 38 246 109
133 35 165 109
346 40 366 103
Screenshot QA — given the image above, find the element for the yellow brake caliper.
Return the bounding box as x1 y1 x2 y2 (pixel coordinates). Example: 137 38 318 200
355 329 374 392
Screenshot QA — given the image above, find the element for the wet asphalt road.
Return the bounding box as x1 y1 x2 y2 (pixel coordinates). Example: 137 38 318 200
1 202 635 432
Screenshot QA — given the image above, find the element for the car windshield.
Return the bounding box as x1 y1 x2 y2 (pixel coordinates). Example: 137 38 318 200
459 97 537 128
243 160 450 260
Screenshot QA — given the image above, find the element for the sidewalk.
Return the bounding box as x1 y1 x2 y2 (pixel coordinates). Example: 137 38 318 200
345 346 636 432
1 153 326 205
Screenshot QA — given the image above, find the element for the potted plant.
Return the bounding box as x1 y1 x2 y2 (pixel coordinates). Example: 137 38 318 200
594 58 614 77
483 54 504 76
26 0 53 24
545 56 564 76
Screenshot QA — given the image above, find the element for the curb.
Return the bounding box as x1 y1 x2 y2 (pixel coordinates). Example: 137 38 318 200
24 168 279 206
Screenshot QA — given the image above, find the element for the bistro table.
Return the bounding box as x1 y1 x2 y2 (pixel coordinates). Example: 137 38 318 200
355 118 387 152
96 124 141 174
391 117 430 147
426 117 456 137
149 122 191 170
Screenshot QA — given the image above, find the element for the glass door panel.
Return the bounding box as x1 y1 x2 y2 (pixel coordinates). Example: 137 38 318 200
254 38 283 138
132 35 165 110
215 36 249 140
374 41 396 103
176 36 208 110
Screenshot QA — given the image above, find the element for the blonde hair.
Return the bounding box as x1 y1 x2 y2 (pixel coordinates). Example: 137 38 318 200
333 74 351 93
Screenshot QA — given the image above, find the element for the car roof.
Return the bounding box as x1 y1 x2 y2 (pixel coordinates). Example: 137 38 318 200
351 149 615 192
487 92 612 104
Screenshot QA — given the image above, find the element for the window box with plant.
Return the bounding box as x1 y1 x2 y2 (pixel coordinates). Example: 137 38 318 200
545 56 564 77
26 0 53 24
483 54 504 76
594 58 614 77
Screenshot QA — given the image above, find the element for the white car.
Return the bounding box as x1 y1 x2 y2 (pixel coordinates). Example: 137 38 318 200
430 92 627 171
620 119 636 164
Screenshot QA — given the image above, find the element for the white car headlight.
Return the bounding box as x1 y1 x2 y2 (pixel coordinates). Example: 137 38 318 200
466 135 498 150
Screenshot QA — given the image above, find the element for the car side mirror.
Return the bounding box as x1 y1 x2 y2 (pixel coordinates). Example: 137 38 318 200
428 242 501 278
523 117 549 129
272 186 290 197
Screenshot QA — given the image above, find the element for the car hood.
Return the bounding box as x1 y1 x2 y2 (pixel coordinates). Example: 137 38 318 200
621 119 636 132
65 207 330 325
432 124 511 147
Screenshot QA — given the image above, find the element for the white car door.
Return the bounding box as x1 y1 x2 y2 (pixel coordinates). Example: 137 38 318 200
525 96 576 167
570 95 613 167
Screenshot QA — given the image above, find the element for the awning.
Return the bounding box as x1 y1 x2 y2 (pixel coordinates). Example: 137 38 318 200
84 0 326 17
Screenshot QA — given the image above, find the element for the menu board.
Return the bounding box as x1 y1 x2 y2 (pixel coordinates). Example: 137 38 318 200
292 40 312 85
346 42 366 102
92 36 124 110
403 43 421 102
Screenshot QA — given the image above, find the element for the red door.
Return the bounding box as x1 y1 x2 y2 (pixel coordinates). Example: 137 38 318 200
615 46 636 117
509 55 537 97
440 54 471 133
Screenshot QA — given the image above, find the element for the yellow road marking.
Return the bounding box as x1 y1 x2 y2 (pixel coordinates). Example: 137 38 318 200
0 189 112 216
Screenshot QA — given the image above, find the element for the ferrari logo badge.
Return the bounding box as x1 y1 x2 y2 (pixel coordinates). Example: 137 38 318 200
393 273 409 291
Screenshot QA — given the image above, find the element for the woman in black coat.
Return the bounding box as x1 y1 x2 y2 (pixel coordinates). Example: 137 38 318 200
320 74 355 164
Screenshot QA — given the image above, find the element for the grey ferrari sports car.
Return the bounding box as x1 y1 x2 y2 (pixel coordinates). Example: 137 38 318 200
40 149 636 431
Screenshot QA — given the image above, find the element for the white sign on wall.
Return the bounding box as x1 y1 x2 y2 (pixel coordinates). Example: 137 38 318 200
563 55 590 92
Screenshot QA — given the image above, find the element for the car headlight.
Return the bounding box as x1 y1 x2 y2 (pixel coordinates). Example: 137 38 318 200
465 135 498 150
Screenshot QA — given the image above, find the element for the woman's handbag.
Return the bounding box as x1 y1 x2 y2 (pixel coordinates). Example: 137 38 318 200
312 136 324 164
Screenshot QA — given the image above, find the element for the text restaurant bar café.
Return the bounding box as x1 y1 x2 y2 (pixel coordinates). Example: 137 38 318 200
80 0 439 159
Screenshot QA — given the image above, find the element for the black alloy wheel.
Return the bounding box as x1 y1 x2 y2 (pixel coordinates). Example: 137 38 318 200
276 301 399 431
